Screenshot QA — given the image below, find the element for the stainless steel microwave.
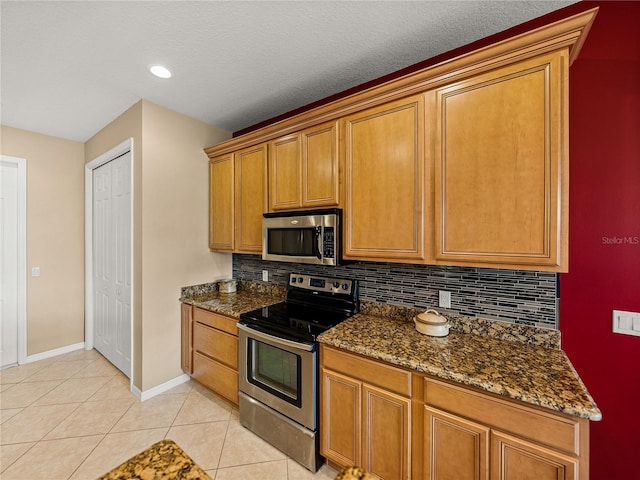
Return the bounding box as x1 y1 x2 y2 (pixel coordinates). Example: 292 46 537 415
262 209 341 265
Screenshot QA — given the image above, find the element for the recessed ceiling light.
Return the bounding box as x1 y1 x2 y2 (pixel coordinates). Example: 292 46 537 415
149 65 172 79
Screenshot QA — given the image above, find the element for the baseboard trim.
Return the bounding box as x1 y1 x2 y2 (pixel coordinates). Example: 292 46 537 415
23 342 86 364
131 373 191 402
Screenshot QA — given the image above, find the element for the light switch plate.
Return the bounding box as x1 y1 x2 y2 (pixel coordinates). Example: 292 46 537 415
262 270 268 282
31 266 40 277
612 310 640 337
439 290 451 309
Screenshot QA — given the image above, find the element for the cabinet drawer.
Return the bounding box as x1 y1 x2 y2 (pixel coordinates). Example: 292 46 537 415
193 322 238 369
322 346 411 397
193 352 238 405
193 307 238 336
424 378 580 455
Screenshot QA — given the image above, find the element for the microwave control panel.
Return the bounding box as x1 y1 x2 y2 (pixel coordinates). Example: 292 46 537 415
323 227 335 259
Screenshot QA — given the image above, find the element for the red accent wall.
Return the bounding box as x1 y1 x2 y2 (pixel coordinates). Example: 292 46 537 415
563 2 640 479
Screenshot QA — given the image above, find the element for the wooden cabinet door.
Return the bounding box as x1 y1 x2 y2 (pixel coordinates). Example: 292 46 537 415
424 406 489 480
321 369 361 468
269 133 301 211
302 120 340 208
180 303 193 374
209 153 234 251
363 384 411 480
433 51 567 271
491 431 578 480
344 94 425 262
235 144 267 253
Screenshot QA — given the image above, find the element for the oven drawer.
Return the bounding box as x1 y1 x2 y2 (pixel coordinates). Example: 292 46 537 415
193 322 238 369
321 345 411 396
193 351 238 405
193 308 238 336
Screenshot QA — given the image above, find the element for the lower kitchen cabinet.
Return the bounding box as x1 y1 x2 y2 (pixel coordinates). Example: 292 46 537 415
320 346 411 480
320 346 590 480
182 305 239 406
423 378 587 480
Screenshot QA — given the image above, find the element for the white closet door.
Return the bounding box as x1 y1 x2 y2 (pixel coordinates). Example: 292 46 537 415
93 160 112 358
1 161 19 367
111 153 131 374
93 152 131 376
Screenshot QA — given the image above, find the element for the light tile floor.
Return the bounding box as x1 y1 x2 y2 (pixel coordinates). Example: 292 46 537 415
0 349 338 479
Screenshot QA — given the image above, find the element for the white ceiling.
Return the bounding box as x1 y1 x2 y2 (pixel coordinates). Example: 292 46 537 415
1 0 577 143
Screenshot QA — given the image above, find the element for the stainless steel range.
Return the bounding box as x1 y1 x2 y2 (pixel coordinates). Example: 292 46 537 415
238 273 359 472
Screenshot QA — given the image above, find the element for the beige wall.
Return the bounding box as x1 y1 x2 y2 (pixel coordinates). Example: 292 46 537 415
85 100 232 391
140 100 231 390
0 126 85 355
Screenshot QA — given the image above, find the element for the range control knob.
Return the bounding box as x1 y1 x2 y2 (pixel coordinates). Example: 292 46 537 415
297 277 304 283
333 281 340 288
342 283 349 290
290 277 296 284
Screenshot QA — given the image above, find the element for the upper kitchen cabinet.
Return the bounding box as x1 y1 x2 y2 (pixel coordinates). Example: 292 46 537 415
432 51 568 271
269 120 340 211
209 153 235 251
235 143 268 253
343 95 427 263
209 144 267 253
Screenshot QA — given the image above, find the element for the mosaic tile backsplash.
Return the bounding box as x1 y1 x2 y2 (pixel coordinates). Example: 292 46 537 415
232 255 559 329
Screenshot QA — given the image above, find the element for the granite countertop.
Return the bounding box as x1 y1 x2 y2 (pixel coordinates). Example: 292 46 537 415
98 439 211 479
180 280 286 318
318 306 601 421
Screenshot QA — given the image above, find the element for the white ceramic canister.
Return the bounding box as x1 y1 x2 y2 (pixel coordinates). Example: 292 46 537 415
413 309 450 337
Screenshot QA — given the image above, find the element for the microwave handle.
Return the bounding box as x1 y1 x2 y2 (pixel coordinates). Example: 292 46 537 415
316 226 323 260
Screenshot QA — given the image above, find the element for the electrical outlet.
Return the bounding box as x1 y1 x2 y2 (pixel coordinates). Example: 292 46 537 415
262 270 269 282
612 310 640 337
439 290 451 309
31 267 40 277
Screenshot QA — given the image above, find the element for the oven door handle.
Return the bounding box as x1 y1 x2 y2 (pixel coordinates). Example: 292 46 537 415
237 324 315 352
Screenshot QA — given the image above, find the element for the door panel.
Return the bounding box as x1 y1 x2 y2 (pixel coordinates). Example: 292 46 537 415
235 144 267 252
491 431 577 480
0 161 19 367
433 52 566 270
344 95 425 261
93 152 131 377
269 134 301 211
93 161 112 357
363 384 411 480
209 154 235 250
425 406 489 480
112 154 131 375
321 369 361 468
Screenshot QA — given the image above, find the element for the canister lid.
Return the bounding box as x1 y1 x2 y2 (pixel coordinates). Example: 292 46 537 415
415 309 448 326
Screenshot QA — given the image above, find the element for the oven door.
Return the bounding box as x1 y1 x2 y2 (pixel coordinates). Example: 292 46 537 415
238 324 317 430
